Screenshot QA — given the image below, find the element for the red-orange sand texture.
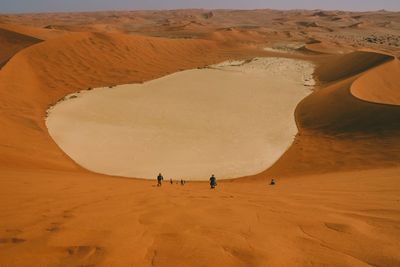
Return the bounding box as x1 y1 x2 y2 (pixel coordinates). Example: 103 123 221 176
0 9 399 267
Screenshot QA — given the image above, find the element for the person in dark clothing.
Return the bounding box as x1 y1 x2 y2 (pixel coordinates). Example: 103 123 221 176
157 173 164 186
209 174 217 189
180 179 185 185
170 178 173 184
270 178 276 185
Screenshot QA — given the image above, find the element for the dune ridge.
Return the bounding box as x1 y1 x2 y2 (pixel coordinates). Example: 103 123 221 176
0 23 66 40
314 51 393 83
0 27 41 68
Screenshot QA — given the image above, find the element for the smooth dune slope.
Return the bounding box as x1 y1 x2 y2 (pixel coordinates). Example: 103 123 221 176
0 167 399 267
351 58 400 105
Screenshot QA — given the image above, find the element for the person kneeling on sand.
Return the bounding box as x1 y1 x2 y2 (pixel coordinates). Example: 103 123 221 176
210 174 217 189
270 178 276 185
157 173 164 187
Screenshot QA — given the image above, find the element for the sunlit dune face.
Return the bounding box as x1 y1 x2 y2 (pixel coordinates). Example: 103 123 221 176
46 58 314 180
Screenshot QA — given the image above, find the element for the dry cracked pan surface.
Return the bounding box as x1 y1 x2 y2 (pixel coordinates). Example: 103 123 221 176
45 57 314 180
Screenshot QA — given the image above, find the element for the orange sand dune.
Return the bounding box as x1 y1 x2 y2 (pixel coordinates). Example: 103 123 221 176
351 58 400 105
266 51 400 177
0 12 399 266
315 51 393 83
0 27 41 68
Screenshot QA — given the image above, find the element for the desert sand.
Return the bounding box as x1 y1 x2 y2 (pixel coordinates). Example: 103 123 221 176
0 9 399 267
46 58 314 179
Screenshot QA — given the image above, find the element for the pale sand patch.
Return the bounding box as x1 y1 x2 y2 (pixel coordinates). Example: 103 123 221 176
46 57 314 180
263 42 306 54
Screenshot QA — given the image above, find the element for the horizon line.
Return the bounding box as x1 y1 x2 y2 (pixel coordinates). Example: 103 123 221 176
1 7 399 16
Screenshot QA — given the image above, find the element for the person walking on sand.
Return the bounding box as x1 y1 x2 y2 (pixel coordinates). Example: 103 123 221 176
209 174 217 189
180 179 185 186
157 173 164 187
170 178 173 185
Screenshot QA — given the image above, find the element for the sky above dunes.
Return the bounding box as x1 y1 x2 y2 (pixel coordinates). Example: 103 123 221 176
0 0 399 13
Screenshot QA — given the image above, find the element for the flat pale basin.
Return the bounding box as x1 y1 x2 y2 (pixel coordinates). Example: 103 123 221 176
46 57 314 180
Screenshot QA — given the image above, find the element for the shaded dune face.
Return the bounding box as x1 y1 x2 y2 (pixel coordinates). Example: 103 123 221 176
299 51 400 135
46 58 314 180
0 27 41 68
267 51 400 176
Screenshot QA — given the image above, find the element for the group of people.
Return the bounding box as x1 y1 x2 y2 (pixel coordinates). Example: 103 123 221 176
157 173 275 188
157 173 187 186
170 178 186 185
157 173 217 189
